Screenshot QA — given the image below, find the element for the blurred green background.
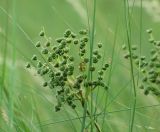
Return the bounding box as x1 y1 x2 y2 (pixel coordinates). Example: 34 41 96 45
0 0 160 131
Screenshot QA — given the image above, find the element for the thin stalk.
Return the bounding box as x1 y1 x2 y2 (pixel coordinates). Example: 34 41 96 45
81 0 97 131
124 0 137 131
89 0 96 131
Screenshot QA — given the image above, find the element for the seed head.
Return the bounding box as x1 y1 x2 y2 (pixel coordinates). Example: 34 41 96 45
39 30 45 37
35 41 41 47
42 48 48 54
43 82 48 87
45 41 51 47
26 63 31 68
98 43 102 48
90 66 95 71
146 28 152 34
32 55 37 61
73 39 79 45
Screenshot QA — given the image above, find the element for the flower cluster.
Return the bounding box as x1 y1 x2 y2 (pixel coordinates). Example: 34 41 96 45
26 28 109 111
123 29 160 96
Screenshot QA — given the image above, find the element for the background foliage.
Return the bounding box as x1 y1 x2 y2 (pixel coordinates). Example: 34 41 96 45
0 0 160 131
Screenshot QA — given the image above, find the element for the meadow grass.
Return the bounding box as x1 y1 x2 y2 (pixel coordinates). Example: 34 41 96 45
0 0 160 132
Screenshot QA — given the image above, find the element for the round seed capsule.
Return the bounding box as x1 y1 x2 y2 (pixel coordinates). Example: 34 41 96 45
104 86 109 90
131 45 137 50
37 61 42 68
65 29 71 36
79 30 87 35
93 50 98 55
151 54 157 62
56 38 64 43
102 67 107 71
98 43 102 48
84 58 89 63
149 38 154 43
146 29 152 34
81 49 86 54
104 63 109 68
66 38 72 43
93 57 98 63
43 82 48 87
142 77 147 82
73 39 78 45
71 33 77 38
98 70 103 75
42 48 48 54
45 41 51 47
47 56 52 62
90 66 95 71
32 55 37 61
124 53 130 59
69 56 74 61
144 89 149 95
71 104 76 109
97 54 102 59
39 30 45 36
35 41 41 47
26 63 31 68
141 56 146 60
55 106 61 112
83 37 88 42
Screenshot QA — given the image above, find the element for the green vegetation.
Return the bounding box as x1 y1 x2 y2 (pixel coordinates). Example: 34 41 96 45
0 0 160 132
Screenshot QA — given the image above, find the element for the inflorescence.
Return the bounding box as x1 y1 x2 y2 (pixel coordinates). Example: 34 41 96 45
26 28 109 112
123 29 160 97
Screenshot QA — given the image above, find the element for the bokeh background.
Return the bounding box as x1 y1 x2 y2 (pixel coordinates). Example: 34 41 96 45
0 0 160 131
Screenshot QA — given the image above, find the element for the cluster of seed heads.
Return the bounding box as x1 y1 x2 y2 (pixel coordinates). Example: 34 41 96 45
26 28 109 112
123 29 160 97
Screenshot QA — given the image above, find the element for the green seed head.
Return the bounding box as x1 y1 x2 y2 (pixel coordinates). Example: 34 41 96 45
90 66 95 71
79 29 87 35
69 56 74 62
66 38 72 43
47 56 52 62
39 30 45 37
131 45 137 50
93 50 98 55
37 61 42 68
149 38 154 43
98 43 102 48
55 105 61 112
26 63 31 68
65 29 71 36
83 37 88 42
43 82 48 87
71 33 77 38
56 38 64 43
32 55 37 61
104 63 109 68
84 58 89 63
146 28 152 34
35 41 41 47
45 41 51 47
98 70 103 75
42 48 49 54
93 57 98 63
73 39 79 45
